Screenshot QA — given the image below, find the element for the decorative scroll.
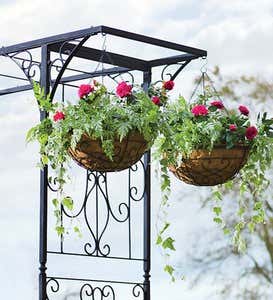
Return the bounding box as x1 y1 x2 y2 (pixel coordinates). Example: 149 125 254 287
80 284 115 300
46 278 144 300
108 71 135 85
161 60 191 81
48 158 146 259
46 278 60 300
132 284 144 298
7 50 41 82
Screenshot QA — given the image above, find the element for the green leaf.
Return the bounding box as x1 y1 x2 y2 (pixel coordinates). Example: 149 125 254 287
248 222 255 233
52 198 59 208
159 222 170 235
26 127 36 142
237 207 245 217
62 196 73 211
164 265 175 277
162 237 176 251
156 235 163 245
213 217 223 224
56 226 64 236
213 206 222 216
254 201 262 211
213 190 222 201
223 228 231 235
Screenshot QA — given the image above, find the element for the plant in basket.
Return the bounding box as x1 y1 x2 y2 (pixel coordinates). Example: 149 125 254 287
27 80 173 235
154 86 273 279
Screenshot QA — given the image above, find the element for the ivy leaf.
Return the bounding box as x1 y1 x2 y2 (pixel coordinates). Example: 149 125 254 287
159 222 170 235
213 217 223 224
248 222 255 233
56 226 64 236
26 127 36 142
223 227 231 235
213 206 222 216
164 265 175 281
254 201 262 210
156 235 163 245
52 198 59 208
212 190 222 201
162 237 176 251
62 196 73 211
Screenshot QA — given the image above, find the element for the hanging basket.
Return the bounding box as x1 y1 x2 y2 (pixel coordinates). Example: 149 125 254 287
68 131 148 172
169 145 250 186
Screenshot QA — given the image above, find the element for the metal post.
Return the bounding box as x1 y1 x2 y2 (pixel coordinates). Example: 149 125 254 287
143 69 152 300
39 45 50 300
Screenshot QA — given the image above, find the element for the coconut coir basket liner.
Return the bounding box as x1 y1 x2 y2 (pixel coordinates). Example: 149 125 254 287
169 145 250 186
68 131 148 172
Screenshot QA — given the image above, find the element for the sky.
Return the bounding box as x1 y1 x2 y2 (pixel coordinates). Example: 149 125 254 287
0 0 273 299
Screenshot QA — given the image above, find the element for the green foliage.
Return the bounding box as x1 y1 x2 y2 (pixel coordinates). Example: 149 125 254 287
154 85 273 279
27 80 168 236
162 237 176 251
164 265 175 282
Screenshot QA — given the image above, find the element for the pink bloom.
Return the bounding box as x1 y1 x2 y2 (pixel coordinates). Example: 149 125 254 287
152 96 161 106
116 81 132 98
78 84 94 98
191 104 208 117
210 101 224 109
229 124 237 131
163 80 175 90
53 111 65 122
245 126 258 140
239 105 249 116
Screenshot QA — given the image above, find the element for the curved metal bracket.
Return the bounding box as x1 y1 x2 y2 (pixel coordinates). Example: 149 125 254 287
161 60 192 82
1 49 41 87
50 35 91 99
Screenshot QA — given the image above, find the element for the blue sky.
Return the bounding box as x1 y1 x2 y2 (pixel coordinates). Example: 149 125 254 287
0 1 273 299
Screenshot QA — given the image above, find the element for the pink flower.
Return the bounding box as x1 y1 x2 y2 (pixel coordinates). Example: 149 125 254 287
210 101 224 109
78 84 94 98
116 81 132 98
191 104 208 117
245 126 258 140
53 111 65 122
229 124 237 131
152 96 161 106
163 80 175 90
239 105 249 116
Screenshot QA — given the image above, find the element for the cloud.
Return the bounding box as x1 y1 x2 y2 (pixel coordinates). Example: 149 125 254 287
1 1 273 299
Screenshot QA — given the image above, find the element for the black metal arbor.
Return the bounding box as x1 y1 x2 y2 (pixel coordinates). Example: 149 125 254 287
0 26 206 300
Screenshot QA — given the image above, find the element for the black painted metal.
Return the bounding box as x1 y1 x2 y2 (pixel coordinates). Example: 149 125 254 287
0 66 130 96
142 70 152 300
49 43 149 71
39 45 50 300
0 25 207 300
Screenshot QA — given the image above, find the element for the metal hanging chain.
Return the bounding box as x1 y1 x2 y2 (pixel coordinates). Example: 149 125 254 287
88 33 125 85
189 58 223 103
101 34 126 83
189 58 206 102
88 33 107 84
204 71 223 102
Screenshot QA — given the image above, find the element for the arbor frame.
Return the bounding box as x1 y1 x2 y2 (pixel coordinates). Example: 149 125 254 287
0 25 207 300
